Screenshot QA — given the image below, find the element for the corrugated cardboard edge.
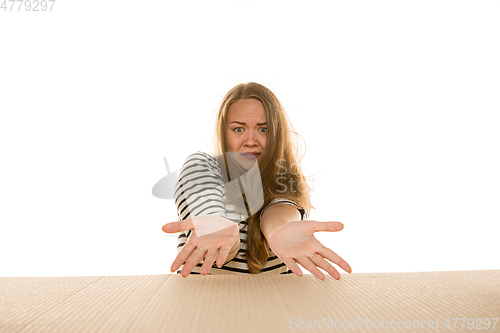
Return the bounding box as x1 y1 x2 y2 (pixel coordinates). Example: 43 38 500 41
1 270 499 332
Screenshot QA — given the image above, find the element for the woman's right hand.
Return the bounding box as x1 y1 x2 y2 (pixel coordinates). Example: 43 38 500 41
162 215 240 277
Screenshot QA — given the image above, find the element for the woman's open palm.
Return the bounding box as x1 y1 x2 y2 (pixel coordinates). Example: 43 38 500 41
162 215 240 277
267 220 352 280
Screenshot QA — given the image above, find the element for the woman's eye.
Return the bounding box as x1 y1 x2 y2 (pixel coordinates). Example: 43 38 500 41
232 127 266 133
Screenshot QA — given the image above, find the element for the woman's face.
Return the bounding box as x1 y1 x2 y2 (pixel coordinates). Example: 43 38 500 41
226 98 267 170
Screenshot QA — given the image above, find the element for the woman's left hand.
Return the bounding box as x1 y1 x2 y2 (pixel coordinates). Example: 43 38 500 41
266 220 352 280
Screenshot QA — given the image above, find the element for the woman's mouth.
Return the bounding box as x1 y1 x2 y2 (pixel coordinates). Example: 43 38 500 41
242 153 260 159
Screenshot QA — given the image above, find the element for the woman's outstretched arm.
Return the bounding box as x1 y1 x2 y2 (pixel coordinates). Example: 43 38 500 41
260 204 352 280
163 215 240 275
164 152 240 276
260 204 302 240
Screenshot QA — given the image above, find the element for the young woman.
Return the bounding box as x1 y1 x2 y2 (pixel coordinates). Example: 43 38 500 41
162 82 352 280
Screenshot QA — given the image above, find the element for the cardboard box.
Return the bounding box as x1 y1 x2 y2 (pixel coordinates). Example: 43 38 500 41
1 270 499 332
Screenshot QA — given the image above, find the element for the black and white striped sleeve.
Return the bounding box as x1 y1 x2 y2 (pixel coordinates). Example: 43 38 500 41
259 198 306 221
173 151 228 253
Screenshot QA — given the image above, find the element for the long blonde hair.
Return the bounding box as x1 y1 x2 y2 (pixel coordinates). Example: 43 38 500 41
210 82 315 273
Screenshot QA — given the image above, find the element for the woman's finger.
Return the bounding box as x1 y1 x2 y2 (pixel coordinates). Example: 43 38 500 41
282 257 303 277
170 242 197 273
181 247 206 277
308 221 344 233
310 253 340 280
162 218 194 233
216 244 231 268
200 248 218 276
320 247 352 273
296 255 326 280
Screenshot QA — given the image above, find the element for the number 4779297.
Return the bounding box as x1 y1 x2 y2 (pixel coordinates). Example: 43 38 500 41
1 0 56 11
443 318 497 330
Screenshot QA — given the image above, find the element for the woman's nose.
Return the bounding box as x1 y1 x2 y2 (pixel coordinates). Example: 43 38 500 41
244 132 258 146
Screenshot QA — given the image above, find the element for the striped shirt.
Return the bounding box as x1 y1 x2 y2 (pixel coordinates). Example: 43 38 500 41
173 151 306 275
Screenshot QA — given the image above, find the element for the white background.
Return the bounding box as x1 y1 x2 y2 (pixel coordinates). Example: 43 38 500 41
1 0 499 277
